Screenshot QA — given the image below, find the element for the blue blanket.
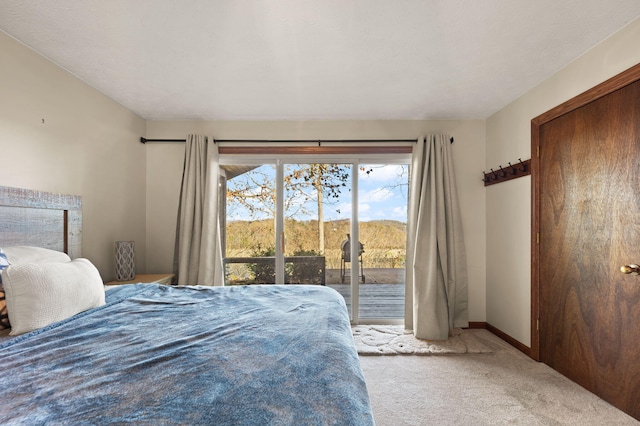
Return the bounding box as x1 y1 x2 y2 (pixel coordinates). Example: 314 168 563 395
0 284 374 425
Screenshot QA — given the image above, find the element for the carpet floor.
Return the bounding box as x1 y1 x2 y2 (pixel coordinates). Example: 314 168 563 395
359 329 638 425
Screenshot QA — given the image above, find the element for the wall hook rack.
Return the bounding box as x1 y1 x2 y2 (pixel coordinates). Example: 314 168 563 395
483 158 531 186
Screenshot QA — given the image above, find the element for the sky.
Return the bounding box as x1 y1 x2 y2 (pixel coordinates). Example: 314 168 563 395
226 163 410 223
338 164 409 222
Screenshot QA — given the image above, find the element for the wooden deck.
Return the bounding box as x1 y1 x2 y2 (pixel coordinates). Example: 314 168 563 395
325 267 404 285
328 282 405 319
325 268 404 319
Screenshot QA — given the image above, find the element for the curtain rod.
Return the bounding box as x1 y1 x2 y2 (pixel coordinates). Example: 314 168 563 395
139 137 445 144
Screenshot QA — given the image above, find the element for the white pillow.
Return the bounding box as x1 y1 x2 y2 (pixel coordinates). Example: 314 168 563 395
2 246 71 265
3 258 105 335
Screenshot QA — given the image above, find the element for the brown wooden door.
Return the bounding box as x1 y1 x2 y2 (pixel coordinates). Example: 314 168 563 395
538 78 640 419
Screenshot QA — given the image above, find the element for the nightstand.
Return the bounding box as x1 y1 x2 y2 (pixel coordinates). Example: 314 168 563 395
105 273 175 286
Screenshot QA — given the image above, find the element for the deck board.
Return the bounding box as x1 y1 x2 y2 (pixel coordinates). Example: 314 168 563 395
328 283 404 319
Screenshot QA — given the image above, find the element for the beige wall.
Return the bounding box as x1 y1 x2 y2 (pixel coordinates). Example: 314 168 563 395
145 120 488 322
0 32 147 281
485 17 640 346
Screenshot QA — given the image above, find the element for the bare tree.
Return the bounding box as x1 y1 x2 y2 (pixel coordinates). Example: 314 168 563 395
227 164 351 254
286 164 350 253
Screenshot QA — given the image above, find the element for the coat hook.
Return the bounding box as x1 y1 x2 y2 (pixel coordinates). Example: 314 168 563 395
484 158 530 186
518 158 526 171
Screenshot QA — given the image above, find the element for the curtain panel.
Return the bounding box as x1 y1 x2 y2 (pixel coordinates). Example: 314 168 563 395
405 135 469 340
173 135 224 286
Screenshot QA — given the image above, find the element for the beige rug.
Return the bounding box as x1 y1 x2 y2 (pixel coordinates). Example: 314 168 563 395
352 325 493 355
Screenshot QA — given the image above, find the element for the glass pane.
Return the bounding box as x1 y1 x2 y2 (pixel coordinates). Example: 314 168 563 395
223 164 276 285
283 163 353 313
357 163 408 319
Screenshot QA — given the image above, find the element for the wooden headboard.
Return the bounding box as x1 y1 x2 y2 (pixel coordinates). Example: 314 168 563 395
0 186 82 258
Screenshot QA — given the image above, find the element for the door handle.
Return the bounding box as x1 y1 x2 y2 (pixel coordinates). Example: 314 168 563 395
620 264 640 275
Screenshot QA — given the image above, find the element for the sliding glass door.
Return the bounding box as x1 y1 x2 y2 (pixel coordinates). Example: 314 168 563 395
222 164 277 285
356 164 408 321
221 154 409 323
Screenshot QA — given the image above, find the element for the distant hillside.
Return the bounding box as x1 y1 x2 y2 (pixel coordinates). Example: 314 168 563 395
225 219 407 269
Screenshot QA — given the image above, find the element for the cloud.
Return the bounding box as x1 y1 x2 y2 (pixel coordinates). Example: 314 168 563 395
359 164 408 183
392 205 407 219
359 203 371 213
324 202 375 220
360 187 393 203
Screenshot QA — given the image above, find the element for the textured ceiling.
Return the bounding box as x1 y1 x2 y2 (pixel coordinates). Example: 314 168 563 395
1 1 640 121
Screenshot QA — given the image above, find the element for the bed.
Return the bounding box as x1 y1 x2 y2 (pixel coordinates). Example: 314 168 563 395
0 186 374 425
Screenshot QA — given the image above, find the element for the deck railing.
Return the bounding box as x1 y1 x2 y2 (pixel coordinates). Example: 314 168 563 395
224 256 326 285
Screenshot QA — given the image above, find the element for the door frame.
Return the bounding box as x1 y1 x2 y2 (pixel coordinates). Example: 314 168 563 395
530 62 640 361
